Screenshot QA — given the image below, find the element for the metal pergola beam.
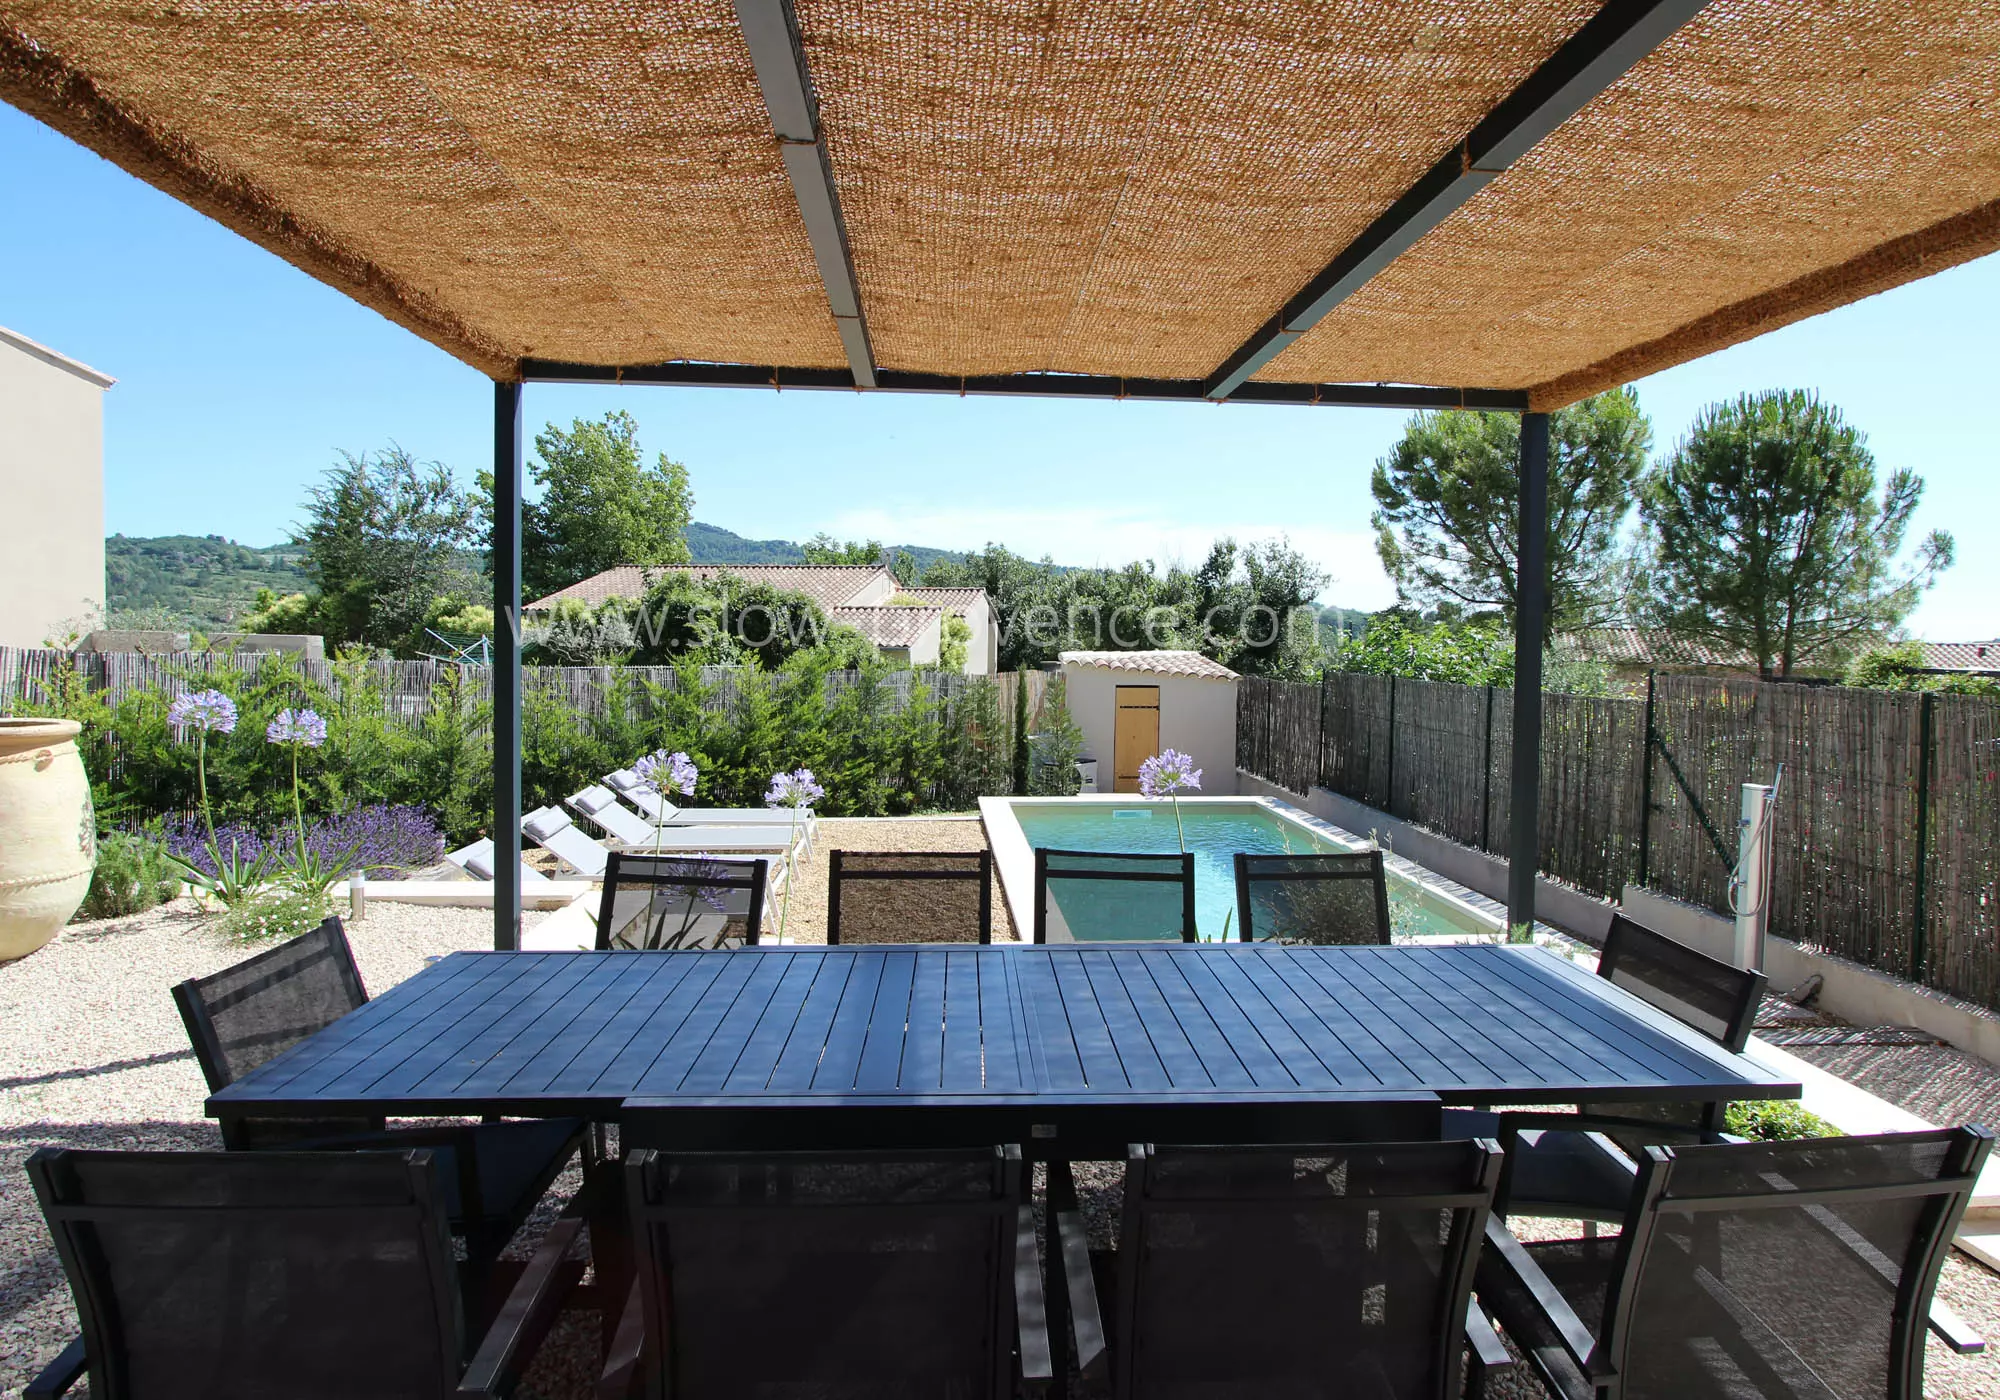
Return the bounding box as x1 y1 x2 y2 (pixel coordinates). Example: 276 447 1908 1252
492 381 524 952
519 358 1529 411
734 0 877 387
1203 0 1713 401
1508 412 1552 930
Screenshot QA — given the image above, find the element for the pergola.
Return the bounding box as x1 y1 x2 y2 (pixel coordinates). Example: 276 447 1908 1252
7 0 1997 949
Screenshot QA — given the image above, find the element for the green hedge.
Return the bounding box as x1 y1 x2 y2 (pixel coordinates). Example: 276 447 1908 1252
15 651 1032 844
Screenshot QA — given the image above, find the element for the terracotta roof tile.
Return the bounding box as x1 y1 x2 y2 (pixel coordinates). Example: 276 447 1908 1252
896 587 988 610
1562 628 1755 669
1920 640 2000 673
1060 649 1238 680
528 563 896 613
835 605 943 647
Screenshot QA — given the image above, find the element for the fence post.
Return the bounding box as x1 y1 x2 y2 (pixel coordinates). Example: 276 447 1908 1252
1318 679 1331 790
1637 669 1656 888
1913 691 1935 984
1480 684 1494 851
1385 675 1398 813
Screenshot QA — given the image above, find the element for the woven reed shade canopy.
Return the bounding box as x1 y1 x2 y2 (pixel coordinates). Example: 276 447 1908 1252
6 0 1997 408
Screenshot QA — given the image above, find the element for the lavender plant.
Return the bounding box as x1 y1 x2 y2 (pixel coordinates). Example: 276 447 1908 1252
764 767 823 944
160 804 442 883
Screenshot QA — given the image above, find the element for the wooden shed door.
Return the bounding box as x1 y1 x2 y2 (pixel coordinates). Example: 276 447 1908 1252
1112 686 1161 793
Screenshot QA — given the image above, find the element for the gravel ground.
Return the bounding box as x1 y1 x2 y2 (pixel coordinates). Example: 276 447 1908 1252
7 831 2000 1397
766 815 1016 944
0 895 572 1398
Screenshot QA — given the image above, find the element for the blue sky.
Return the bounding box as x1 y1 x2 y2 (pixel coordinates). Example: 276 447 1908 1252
3 101 1994 638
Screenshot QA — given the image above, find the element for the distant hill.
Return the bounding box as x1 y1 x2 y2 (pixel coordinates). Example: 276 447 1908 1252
106 525 978 629
105 535 310 628
682 522 807 563
683 522 964 576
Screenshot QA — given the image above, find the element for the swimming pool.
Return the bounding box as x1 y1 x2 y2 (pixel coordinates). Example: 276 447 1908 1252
980 796 1498 942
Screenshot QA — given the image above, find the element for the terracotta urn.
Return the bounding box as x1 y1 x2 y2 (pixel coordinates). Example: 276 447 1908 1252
0 718 96 960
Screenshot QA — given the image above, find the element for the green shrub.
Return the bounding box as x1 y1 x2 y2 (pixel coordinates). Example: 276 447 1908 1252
1723 1100 1838 1141
74 830 181 922
216 886 334 943
18 647 1040 846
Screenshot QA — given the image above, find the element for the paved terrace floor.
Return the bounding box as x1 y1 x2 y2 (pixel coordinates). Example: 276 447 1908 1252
3 817 1998 1396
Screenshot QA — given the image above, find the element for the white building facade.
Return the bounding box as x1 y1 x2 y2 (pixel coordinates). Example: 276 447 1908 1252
0 327 112 648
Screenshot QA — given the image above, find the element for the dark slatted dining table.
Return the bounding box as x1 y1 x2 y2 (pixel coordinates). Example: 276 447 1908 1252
208 943 1797 1155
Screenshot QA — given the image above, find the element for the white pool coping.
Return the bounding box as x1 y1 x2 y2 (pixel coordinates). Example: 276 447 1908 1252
978 794 1570 948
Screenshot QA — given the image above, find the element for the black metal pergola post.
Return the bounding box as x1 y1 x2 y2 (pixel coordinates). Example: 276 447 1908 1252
1507 411 1550 930
492 380 524 951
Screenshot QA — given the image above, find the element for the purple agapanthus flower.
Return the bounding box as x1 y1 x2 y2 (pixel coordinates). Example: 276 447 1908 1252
663 855 731 913
764 767 825 810
167 689 237 735
265 708 328 748
635 749 698 797
1137 749 1202 798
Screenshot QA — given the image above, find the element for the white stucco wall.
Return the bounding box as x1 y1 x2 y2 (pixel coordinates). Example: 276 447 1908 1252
0 328 111 648
848 571 898 605
960 595 996 675
1060 661 1239 795
906 612 944 666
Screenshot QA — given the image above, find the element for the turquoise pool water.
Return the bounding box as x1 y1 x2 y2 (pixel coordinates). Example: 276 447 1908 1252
1005 800 1480 942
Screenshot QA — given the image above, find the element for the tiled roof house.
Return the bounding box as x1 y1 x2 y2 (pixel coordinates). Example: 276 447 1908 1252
527 564 998 674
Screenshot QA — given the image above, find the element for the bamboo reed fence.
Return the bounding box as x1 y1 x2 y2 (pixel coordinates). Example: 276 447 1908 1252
1238 671 2000 1010
0 647 1044 725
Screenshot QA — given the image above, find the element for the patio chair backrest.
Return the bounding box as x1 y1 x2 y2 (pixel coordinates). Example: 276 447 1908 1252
596 850 768 950
1588 1127 1992 1400
828 849 992 944
624 1144 1027 1400
173 915 368 1092
1033 848 1196 943
522 806 608 876
1232 850 1391 944
27 1147 465 1400
1599 912 1766 1053
1114 1138 1501 1400
567 784 656 845
173 915 386 1149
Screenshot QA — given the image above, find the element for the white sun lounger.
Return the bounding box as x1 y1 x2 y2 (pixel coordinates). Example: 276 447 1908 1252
566 785 660 846
525 805 802 880
521 806 611 877
446 837 550 886
603 768 818 842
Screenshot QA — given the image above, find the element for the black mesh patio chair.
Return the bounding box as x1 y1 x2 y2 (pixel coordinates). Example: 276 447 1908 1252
1232 850 1392 944
172 916 589 1267
1033 848 1196 943
827 848 992 944
595 850 768 950
1048 1138 1511 1400
1472 1126 1994 1400
601 1144 1052 1400
23 1146 587 1400
1443 912 1768 1222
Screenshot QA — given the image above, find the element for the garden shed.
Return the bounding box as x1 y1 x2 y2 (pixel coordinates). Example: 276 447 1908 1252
1060 651 1239 797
